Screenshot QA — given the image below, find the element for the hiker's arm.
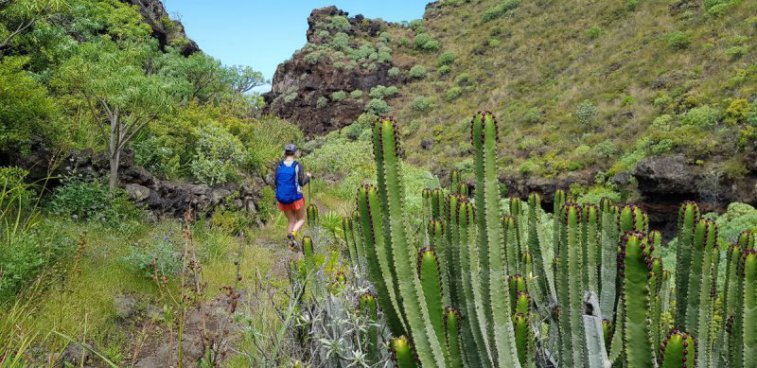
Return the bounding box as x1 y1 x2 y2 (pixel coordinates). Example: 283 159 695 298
298 164 311 186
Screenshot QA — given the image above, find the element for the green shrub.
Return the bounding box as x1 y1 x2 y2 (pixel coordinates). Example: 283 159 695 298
411 96 435 112
369 85 399 99
437 52 457 66
519 158 540 175
724 99 750 124
575 100 598 129
409 65 428 79
592 140 618 159
713 202 757 243
388 67 402 78
455 72 472 86
331 32 351 51
522 107 543 124
331 90 348 102
725 46 747 60
329 15 352 32
284 92 298 103
666 31 690 50
409 19 425 32
626 0 640 11
651 114 674 130
317 96 329 108
49 180 143 227
350 90 364 99
124 236 182 278
681 105 722 128
190 125 245 185
414 33 440 51
445 86 463 101
482 0 521 22
438 65 452 75
365 99 390 115
586 26 603 40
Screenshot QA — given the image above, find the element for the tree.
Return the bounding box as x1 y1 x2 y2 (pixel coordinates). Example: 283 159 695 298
224 65 267 94
0 0 65 55
55 40 176 191
157 52 225 104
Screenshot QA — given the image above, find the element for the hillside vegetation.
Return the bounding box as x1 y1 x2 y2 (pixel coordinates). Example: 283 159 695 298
277 0 755 196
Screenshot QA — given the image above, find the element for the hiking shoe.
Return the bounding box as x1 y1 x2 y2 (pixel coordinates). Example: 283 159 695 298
287 233 299 251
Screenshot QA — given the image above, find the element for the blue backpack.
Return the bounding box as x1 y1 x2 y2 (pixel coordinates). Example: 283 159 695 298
275 160 304 204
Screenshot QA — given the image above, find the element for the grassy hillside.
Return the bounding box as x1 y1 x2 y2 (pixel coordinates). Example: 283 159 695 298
299 0 754 189
399 0 755 180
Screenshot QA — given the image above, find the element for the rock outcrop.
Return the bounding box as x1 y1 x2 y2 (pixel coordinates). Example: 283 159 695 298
61 149 266 219
264 7 408 136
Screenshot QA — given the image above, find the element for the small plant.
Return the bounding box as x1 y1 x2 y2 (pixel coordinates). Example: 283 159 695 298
445 86 463 101
350 89 364 99
414 33 440 51
331 90 348 102
365 99 390 115
437 51 457 66
49 180 143 228
409 65 428 79
576 99 598 129
682 105 722 128
411 96 435 112
482 0 521 22
666 31 690 50
586 26 603 40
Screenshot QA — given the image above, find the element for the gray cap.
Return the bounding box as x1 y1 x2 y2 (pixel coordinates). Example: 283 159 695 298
284 143 297 152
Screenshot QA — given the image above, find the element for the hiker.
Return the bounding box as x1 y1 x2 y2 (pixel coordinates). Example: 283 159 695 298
275 143 311 247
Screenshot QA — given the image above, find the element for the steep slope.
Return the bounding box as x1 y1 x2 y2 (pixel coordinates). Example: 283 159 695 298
271 0 755 215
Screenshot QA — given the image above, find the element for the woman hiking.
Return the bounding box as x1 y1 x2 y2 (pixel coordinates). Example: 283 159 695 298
274 143 311 248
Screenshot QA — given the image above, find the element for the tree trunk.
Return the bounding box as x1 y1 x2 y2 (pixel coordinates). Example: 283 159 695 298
109 150 120 192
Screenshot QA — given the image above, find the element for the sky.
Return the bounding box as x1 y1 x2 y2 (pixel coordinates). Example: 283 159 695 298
163 1 430 92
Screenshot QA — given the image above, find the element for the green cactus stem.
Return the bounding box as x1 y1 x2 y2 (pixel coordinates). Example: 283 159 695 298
685 220 716 337
373 118 445 367
342 217 359 268
557 203 585 367
429 220 451 307
743 249 756 366
302 236 315 276
619 232 654 368
508 275 527 312
599 198 620 321
583 204 600 294
446 195 462 309
359 292 380 364
503 215 520 274
445 307 464 368
391 336 419 368
659 330 695 368
418 246 445 346
675 201 700 329
527 193 554 304
513 313 531 366
307 203 319 228
356 185 405 335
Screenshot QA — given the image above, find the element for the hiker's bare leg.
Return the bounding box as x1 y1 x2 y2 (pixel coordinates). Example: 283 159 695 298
292 206 306 234
285 210 296 234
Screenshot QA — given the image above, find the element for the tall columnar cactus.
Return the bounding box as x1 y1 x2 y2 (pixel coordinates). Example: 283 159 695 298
445 195 462 309
356 185 405 335
599 198 620 321
503 215 520 273
582 204 601 294
675 201 700 329
372 118 445 367
307 203 319 228
444 307 464 368
618 232 654 368
557 203 586 367
302 236 315 276
742 249 757 366
684 220 717 366
429 220 451 306
418 247 445 346
359 292 380 364
527 193 554 304
649 257 665 355
342 217 360 269
659 330 695 368
456 199 488 367
472 111 521 367
390 336 418 368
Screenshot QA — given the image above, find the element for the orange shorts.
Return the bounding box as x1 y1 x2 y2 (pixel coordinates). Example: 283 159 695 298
278 198 305 212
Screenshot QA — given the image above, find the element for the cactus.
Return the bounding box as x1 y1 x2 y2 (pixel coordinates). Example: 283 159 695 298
390 336 418 368
742 248 757 366
599 198 620 321
302 236 315 276
372 118 445 367
675 201 700 328
659 330 695 368
356 185 406 335
618 232 654 368
307 203 319 227
418 247 445 346
444 307 464 368
582 204 601 294
557 203 585 367
429 220 451 307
